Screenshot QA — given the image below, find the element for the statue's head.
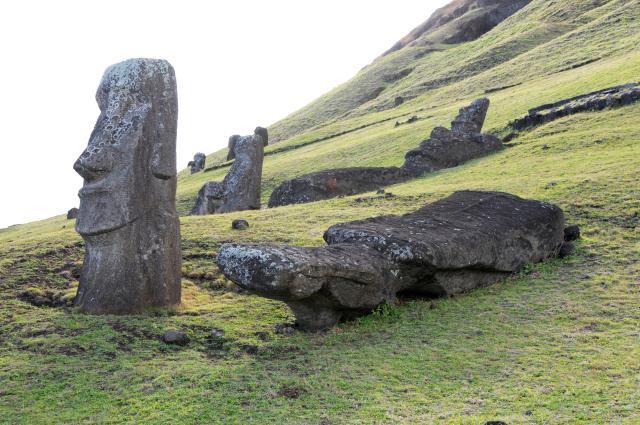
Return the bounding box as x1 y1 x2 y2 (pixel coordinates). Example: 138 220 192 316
74 58 178 236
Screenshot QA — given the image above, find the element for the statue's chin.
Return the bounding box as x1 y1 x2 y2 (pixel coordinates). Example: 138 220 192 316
75 194 135 236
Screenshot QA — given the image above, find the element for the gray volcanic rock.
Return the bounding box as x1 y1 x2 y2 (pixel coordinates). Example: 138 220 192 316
192 129 265 215
268 98 502 208
232 219 249 230
162 330 189 345
226 135 241 161
254 126 269 147
188 152 206 174
219 191 566 330
268 167 409 208
402 98 502 174
73 58 181 314
66 208 79 220
510 83 640 130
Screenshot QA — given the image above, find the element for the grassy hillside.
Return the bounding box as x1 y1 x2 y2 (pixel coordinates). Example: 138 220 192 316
1 0 640 423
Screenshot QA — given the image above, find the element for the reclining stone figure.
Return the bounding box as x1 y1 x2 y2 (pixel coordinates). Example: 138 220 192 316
191 128 265 215
268 98 502 208
218 191 569 330
73 58 181 314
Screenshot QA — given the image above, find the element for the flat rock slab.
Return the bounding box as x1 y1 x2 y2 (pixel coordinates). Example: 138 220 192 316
218 191 567 330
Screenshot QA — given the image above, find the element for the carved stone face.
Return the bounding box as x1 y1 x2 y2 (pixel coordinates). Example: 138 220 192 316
74 59 177 236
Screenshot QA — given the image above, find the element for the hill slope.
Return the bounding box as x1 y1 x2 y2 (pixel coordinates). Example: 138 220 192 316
1 0 639 423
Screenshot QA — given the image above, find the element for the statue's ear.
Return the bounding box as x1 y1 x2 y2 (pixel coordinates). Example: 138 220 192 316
151 100 178 180
151 66 178 180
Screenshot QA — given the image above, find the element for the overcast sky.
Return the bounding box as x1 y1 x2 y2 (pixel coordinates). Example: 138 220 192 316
0 0 449 229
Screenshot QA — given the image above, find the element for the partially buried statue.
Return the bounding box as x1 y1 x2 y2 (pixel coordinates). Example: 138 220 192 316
73 58 182 314
191 128 265 215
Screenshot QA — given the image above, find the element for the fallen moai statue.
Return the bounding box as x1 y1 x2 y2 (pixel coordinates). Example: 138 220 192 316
191 128 265 215
219 191 569 330
73 58 181 314
268 98 502 208
267 167 410 207
510 83 640 130
188 152 206 173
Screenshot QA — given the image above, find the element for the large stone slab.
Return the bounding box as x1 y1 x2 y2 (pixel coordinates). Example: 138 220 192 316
73 58 181 314
218 191 567 330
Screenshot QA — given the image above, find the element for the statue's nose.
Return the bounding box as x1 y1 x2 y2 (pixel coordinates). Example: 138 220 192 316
74 150 110 181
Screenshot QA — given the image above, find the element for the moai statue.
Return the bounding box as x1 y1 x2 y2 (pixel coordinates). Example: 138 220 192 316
226 134 241 161
73 58 182 314
254 126 268 146
191 128 265 215
189 152 206 173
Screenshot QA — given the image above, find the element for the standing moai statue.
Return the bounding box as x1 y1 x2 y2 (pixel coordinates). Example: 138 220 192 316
73 58 182 314
191 128 265 215
188 152 206 173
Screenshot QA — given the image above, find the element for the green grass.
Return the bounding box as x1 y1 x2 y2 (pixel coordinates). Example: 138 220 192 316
1 0 640 422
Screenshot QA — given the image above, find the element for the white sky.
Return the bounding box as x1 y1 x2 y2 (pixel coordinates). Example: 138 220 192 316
0 0 449 229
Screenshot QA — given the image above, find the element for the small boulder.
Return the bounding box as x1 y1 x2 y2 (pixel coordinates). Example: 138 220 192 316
162 330 189 346
210 328 225 338
67 208 79 220
232 219 249 230
564 224 581 241
558 242 574 258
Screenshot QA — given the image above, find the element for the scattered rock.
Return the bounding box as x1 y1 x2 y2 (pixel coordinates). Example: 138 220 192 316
542 144 550 150
376 189 385 195
192 128 265 215
188 153 206 173
558 242 574 258
394 96 404 107
232 219 249 230
564 224 581 241
274 323 296 335
485 421 508 425
277 384 305 399
210 328 225 338
255 331 270 341
66 208 79 220
73 58 181 314
219 191 566 330
162 330 190 346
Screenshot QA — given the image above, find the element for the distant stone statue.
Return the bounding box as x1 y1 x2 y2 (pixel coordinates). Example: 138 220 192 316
192 128 265 215
66 208 79 220
73 58 182 314
188 152 206 173
254 126 268 146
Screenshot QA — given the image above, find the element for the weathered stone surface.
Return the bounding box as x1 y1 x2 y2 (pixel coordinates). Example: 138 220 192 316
268 98 502 208
232 219 249 230
219 191 566 330
254 126 268 147
73 58 181 314
66 208 79 220
192 129 265 215
268 167 409 208
510 83 640 130
188 152 206 174
226 135 241 161
564 224 581 242
162 330 189 345
402 98 502 174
